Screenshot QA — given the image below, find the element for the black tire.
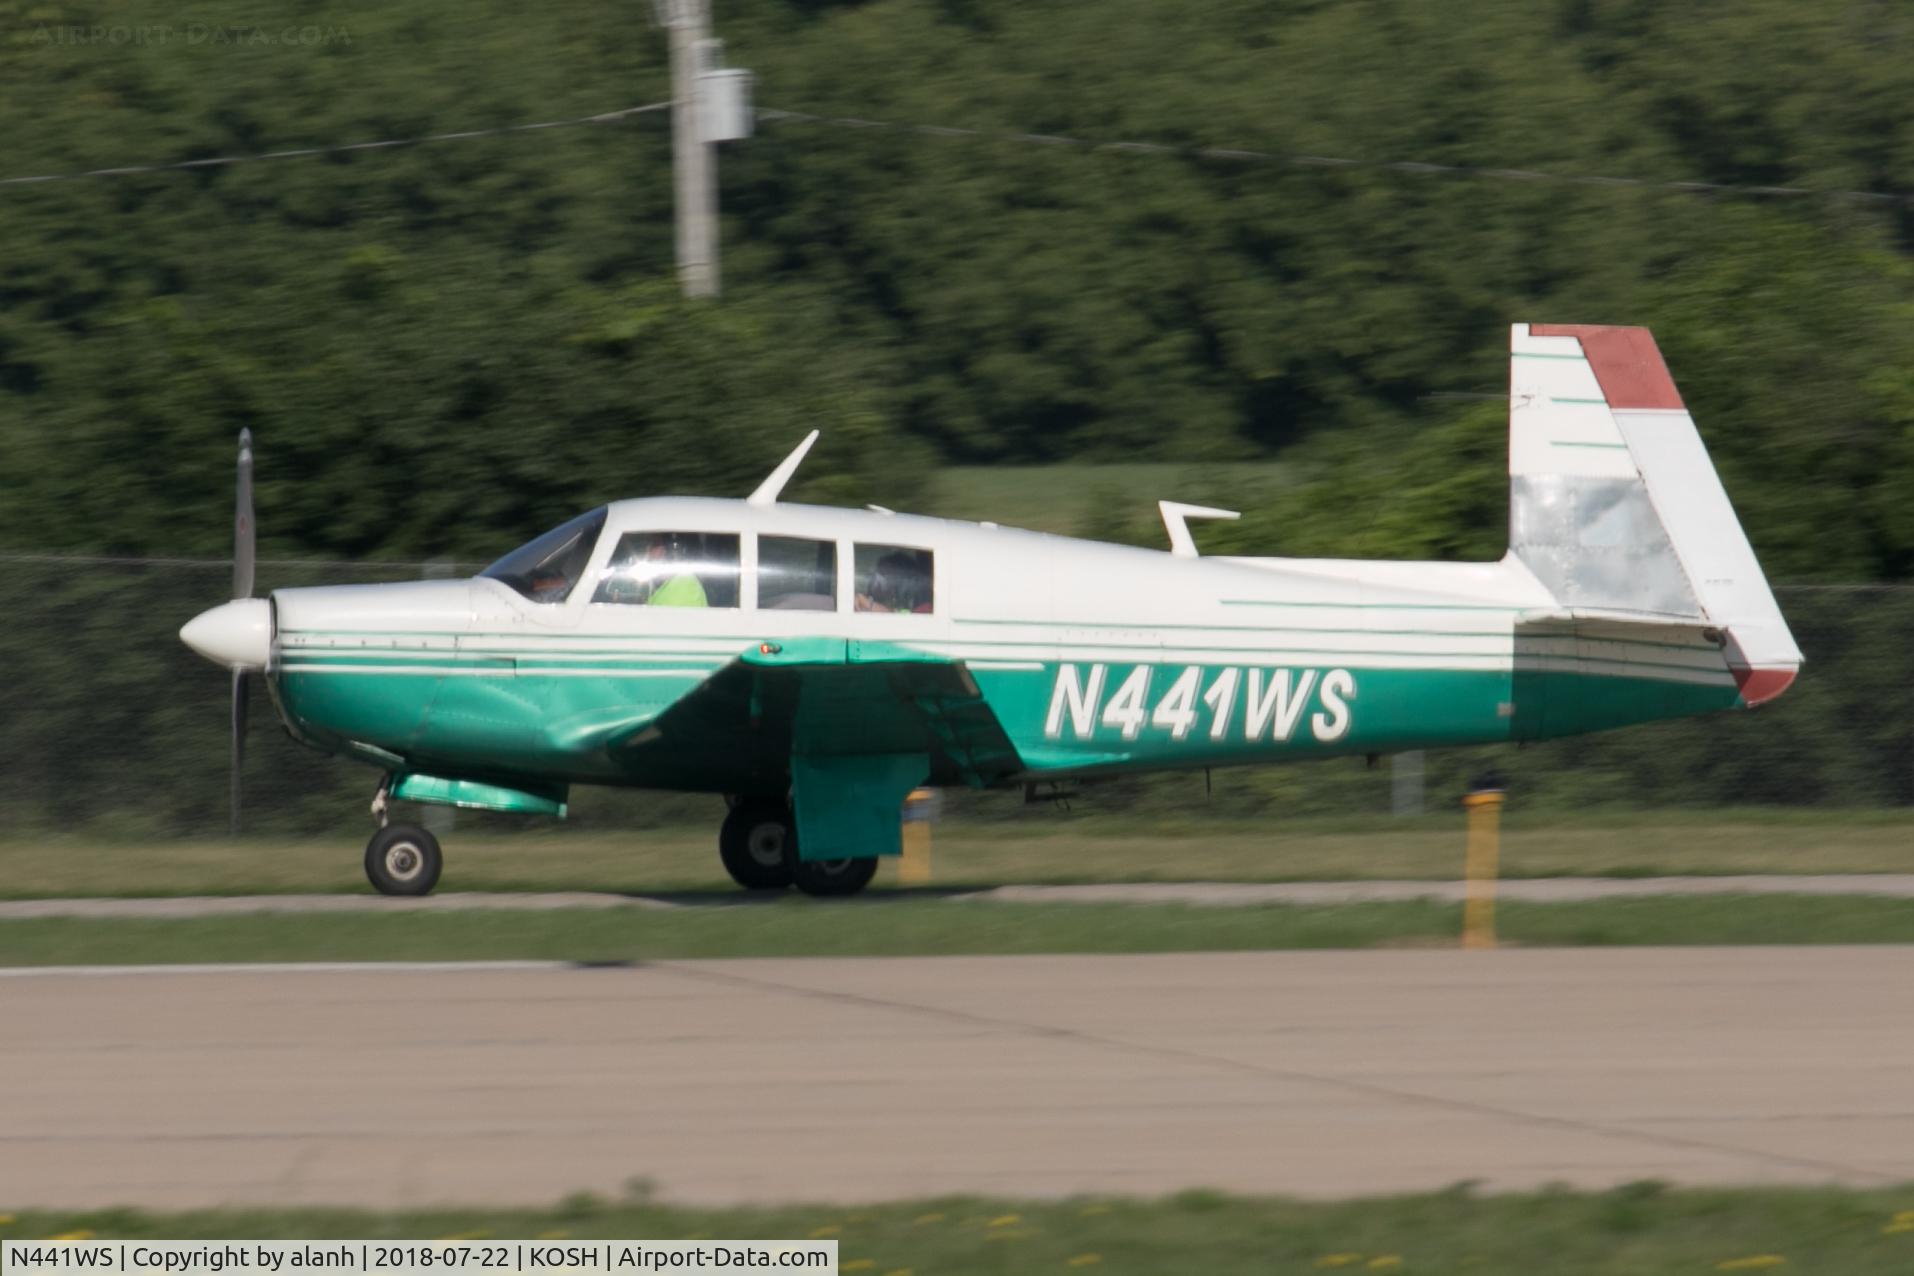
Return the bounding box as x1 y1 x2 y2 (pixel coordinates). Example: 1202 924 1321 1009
785 843 880 897
365 823 443 897
719 805 796 891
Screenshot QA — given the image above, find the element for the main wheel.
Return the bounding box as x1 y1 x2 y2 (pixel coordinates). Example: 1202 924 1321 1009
365 823 443 897
719 804 796 891
785 845 879 897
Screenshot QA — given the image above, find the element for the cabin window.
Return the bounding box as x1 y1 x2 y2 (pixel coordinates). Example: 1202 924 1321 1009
854 544 935 613
481 507 608 603
591 531 740 608
757 536 837 611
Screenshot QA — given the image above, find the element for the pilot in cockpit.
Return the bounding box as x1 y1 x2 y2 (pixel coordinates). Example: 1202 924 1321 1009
601 533 708 607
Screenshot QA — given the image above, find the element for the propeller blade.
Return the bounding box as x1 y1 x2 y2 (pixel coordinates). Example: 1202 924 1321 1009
233 428 255 601
230 668 249 836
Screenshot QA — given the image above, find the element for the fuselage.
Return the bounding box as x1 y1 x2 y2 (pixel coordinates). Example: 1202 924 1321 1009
253 496 1754 796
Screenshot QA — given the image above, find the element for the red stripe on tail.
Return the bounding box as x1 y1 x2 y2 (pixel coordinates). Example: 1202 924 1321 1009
1730 666 1796 707
1531 323 1685 410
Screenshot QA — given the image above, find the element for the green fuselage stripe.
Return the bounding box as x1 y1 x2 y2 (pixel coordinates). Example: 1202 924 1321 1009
274 644 1742 800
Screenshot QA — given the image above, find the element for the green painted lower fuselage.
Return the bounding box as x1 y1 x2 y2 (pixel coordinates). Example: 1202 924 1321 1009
272 624 1746 801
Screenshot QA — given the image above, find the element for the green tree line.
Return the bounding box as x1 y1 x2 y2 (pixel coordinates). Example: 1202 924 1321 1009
4 0 1914 574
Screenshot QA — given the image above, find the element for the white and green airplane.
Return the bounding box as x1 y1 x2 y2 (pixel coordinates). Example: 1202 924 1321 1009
181 324 1799 896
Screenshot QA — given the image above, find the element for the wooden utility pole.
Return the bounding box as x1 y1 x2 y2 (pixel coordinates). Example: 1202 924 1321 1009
663 0 718 297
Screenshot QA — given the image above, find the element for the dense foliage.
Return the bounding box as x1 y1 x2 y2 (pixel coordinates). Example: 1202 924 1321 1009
5 0 1914 574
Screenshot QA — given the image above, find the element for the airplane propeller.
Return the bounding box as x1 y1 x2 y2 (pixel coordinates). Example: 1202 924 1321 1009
179 431 277 834
230 429 254 836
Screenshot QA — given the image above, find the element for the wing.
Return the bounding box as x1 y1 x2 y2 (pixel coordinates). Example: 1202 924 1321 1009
615 637 1023 861
619 635 1024 792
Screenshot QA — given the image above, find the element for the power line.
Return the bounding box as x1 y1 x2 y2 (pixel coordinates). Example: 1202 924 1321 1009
0 552 480 571
757 107 1912 208
6 97 1906 209
0 102 670 189
3 98 1898 212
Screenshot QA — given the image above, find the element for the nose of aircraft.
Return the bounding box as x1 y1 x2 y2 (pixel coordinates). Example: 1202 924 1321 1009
180 597 273 669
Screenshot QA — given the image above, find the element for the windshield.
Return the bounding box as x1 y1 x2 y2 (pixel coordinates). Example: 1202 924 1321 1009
480 507 608 603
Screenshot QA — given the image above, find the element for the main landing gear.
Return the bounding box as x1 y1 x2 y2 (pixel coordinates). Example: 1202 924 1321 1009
720 800 878 897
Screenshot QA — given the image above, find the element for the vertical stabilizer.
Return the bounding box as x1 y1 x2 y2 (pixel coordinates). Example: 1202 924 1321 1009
1508 323 1800 705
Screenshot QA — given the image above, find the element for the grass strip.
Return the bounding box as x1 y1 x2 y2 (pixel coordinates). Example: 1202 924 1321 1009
5 895 1914 966
4 810 1913 900
6 1183 1914 1274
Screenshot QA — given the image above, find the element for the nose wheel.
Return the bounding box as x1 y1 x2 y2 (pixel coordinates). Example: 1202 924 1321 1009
365 823 443 896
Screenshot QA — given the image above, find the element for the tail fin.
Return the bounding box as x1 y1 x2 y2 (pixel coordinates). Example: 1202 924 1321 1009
1508 322 1801 706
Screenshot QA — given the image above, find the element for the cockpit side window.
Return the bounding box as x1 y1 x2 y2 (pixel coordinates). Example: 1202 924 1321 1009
854 544 934 614
757 535 838 611
480 507 608 603
592 532 740 608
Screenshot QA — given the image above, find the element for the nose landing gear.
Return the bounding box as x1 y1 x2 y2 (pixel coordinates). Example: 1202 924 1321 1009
365 823 443 896
364 775 443 897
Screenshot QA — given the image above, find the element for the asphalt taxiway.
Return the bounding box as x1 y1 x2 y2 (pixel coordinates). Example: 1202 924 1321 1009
3 947 1911 1207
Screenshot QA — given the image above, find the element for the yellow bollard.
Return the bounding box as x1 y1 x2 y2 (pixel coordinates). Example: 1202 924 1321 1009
1461 787 1505 949
899 788 935 885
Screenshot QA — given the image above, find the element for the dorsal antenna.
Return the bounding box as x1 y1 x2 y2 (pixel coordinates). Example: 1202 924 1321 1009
747 430 820 506
1159 500 1240 557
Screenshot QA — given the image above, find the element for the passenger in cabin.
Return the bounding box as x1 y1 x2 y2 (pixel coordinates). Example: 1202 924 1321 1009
856 550 932 613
